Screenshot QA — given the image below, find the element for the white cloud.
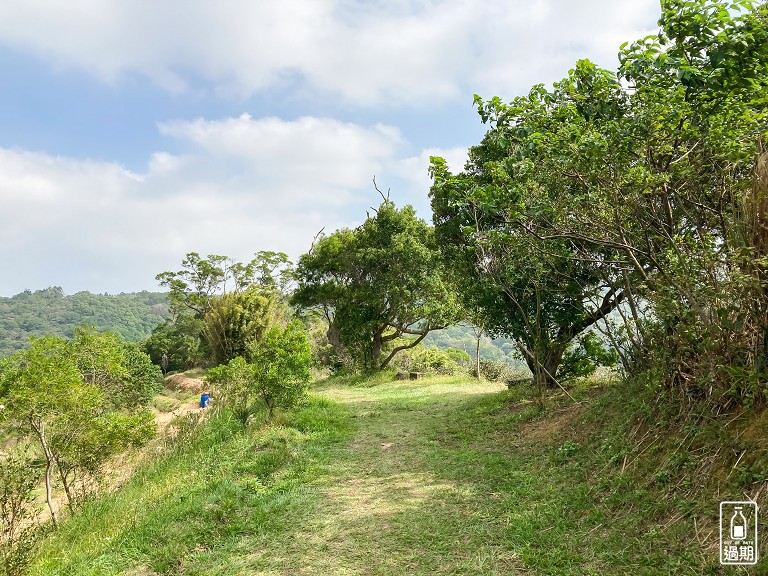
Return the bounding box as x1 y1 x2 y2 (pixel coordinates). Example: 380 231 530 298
0 0 660 106
0 115 413 294
391 146 468 218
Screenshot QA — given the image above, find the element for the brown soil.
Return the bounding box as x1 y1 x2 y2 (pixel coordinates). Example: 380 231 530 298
165 373 205 393
151 398 200 429
521 403 587 443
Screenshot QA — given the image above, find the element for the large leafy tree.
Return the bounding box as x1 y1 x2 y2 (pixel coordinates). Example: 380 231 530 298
203 286 286 366
71 326 163 408
292 199 460 370
432 0 768 403
609 0 768 401
0 335 157 525
429 61 628 387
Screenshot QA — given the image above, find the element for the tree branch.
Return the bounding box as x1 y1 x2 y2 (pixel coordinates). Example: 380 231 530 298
378 331 429 369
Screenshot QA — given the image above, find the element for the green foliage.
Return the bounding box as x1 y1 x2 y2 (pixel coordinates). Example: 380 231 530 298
27 394 352 575
400 346 466 375
29 374 758 574
443 346 472 367
558 332 619 383
0 288 168 357
478 359 514 382
203 286 286 366
156 251 294 320
430 61 627 389
0 446 39 576
207 321 312 422
292 199 460 371
431 0 768 407
120 342 164 405
49 409 156 509
0 334 157 523
70 327 162 409
154 252 295 369
143 316 203 373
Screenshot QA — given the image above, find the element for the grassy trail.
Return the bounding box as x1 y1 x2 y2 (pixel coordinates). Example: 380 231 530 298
240 378 519 575
32 375 735 574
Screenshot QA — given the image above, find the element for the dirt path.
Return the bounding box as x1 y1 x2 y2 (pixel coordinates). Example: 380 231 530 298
151 397 199 429
152 373 206 429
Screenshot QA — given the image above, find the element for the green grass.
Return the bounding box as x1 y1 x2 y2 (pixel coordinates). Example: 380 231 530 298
28 374 768 574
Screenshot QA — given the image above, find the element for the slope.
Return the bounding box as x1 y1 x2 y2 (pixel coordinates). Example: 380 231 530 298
29 374 768 574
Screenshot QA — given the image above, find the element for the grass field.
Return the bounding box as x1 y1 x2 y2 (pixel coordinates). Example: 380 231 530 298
28 373 768 574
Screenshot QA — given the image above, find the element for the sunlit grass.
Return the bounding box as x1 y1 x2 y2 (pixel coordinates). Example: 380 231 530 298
28 371 768 574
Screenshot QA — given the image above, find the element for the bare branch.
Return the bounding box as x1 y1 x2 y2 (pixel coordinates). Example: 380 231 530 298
308 227 325 255
372 175 391 202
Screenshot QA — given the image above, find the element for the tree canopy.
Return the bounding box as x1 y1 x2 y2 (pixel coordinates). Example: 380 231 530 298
0 288 168 357
431 0 768 403
292 198 460 370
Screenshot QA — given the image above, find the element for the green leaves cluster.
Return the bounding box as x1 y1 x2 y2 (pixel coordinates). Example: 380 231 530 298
0 332 158 529
0 447 38 576
151 252 293 370
0 288 169 357
207 320 312 422
431 0 768 405
292 199 460 371
203 286 287 366
431 59 628 388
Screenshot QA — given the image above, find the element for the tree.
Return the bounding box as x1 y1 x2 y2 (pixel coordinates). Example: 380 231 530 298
156 253 228 318
202 286 286 366
430 0 768 405
292 198 460 370
207 321 312 421
0 337 86 526
70 326 162 408
48 408 155 511
155 252 295 368
0 335 158 524
0 446 38 576
143 316 203 373
429 63 628 388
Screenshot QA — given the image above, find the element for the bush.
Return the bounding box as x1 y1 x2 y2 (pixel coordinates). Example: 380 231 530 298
403 346 463 375
0 447 39 576
558 332 618 383
207 321 312 422
479 359 512 382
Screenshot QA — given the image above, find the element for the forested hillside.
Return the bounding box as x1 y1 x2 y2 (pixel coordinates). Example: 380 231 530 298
0 287 169 356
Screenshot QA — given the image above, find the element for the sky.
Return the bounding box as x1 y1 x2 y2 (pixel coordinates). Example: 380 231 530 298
0 0 661 296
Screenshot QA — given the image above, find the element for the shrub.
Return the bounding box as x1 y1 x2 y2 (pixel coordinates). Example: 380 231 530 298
0 447 39 576
207 321 312 422
406 346 462 375
479 359 512 382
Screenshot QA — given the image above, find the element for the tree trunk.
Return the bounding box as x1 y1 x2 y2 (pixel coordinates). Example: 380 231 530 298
326 321 342 356
378 331 429 370
370 332 383 371
55 458 76 513
31 418 58 528
522 343 566 389
474 330 482 379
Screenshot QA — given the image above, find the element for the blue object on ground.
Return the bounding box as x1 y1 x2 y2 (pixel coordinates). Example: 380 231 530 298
200 393 210 408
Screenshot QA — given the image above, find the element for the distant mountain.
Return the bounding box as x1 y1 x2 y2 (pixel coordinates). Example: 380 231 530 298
423 324 525 365
0 287 170 356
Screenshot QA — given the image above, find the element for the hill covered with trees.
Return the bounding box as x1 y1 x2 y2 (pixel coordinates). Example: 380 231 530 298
0 287 169 356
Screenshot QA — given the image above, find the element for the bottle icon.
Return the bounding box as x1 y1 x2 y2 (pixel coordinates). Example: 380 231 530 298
731 506 748 540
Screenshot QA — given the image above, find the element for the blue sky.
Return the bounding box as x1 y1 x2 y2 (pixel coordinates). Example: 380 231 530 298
0 0 660 295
